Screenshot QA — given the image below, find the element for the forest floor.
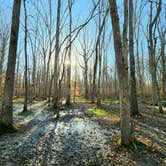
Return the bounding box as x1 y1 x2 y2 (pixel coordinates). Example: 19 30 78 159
0 99 165 166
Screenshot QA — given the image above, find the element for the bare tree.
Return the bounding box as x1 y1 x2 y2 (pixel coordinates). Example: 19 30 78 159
29 26 38 98
73 63 77 103
53 0 61 117
45 0 54 100
129 0 139 116
158 23 166 99
148 0 163 113
122 0 129 73
109 0 131 145
0 0 21 126
134 1 145 100
0 21 9 83
91 7 109 103
23 0 28 112
74 28 93 99
15 52 20 97
66 0 73 105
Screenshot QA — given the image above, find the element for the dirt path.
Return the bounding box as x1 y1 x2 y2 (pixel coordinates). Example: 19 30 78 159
0 103 119 165
0 103 165 166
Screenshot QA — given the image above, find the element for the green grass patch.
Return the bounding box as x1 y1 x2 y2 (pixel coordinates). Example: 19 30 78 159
13 97 24 104
85 108 110 117
19 110 34 116
102 99 111 105
75 98 87 103
0 123 20 135
102 99 120 105
111 99 120 104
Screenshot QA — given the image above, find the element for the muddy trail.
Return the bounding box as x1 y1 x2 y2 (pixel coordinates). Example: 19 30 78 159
0 102 165 166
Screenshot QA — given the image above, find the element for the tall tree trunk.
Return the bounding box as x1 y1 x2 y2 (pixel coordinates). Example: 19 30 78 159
161 43 166 99
84 59 88 99
43 54 47 99
15 54 20 97
158 27 166 98
73 64 77 103
0 22 9 95
48 73 54 102
135 28 143 100
66 0 72 105
136 39 143 98
28 69 31 103
92 8 109 103
148 0 163 113
29 13 38 99
109 0 131 145
122 0 129 71
129 0 139 117
53 0 61 117
45 0 53 100
0 0 21 126
23 0 28 112
114 61 118 98
0 39 7 75
141 45 145 98
89 68 93 99
32 53 36 97
0 38 7 95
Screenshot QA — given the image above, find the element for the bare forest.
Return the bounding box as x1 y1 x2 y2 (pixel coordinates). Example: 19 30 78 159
0 0 165 165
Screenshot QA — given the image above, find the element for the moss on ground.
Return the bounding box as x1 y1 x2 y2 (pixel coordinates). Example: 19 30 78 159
85 108 111 117
102 99 110 105
19 110 34 116
111 99 120 104
102 99 120 105
13 97 24 104
0 123 20 135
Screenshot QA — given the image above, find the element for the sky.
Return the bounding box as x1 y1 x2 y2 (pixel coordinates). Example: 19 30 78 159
0 0 165 80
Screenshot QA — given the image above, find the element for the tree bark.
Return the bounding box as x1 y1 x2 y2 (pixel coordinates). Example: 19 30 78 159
109 0 131 145
66 0 73 105
0 0 21 126
45 0 53 100
23 0 28 112
158 27 166 98
122 0 129 70
53 0 61 117
161 42 166 99
129 0 139 117
15 54 20 97
148 0 163 113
